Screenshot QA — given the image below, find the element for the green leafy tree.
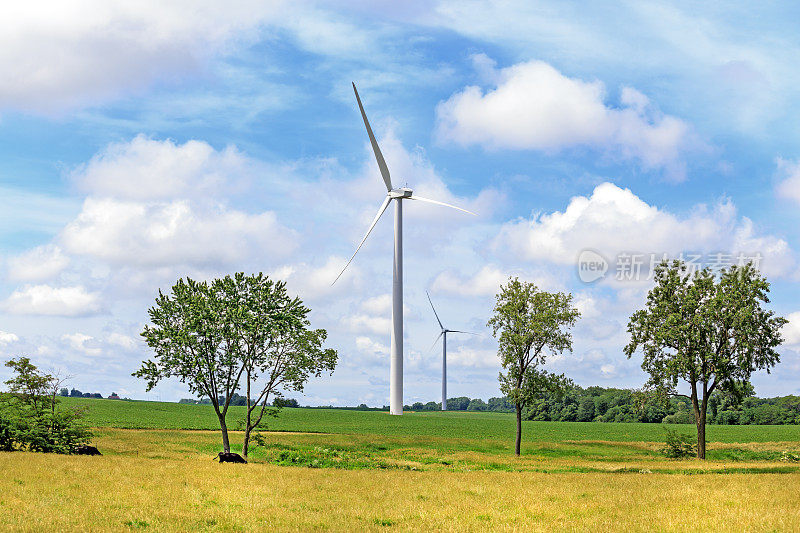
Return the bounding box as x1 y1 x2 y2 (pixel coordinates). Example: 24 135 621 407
488 278 580 455
625 261 786 458
135 277 248 453
135 273 337 457
1 357 90 453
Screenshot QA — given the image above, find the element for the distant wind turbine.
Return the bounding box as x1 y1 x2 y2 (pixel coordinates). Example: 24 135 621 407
426 291 478 411
333 83 475 415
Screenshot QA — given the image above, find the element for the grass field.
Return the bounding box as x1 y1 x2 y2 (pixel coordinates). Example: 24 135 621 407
59 396 800 442
2 398 800 531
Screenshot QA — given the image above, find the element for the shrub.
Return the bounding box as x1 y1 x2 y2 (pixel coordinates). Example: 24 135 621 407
661 428 696 459
2 357 92 454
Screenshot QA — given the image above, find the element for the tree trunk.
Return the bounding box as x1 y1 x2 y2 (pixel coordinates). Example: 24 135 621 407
515 404 522 456
218 414 231 453
690 389 707 460
696 412 706 459
243 368 252 459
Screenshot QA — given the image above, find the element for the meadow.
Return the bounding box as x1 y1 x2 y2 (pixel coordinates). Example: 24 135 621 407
2 398 800 531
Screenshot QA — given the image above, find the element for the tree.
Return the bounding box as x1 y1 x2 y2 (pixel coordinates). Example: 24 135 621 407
135 273 337 458
135 277 248 453
625 261 786 459
1 357 91 453
488 278 580 455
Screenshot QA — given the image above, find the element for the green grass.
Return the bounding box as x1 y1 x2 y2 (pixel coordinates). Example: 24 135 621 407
62 396 800 443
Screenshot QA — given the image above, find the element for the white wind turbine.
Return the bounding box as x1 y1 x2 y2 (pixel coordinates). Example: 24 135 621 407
333 83 475 415
426 291 478 411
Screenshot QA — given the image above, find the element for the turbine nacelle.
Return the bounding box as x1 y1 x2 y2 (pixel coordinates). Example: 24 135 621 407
388 188 413 199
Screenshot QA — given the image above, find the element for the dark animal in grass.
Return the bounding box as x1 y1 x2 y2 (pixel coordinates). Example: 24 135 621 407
73 445 102 456
215 452 247 464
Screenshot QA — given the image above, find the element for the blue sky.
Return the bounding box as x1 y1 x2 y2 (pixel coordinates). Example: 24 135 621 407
1 1 800 404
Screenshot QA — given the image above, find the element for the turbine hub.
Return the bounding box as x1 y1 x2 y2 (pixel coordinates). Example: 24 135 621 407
388 187 413 198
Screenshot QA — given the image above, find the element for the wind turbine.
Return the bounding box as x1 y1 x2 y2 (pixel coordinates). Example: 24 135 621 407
426 291 477 411
333 83 475 415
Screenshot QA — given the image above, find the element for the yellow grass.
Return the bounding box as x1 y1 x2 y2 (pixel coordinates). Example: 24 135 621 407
2 429 800 531
2 451 799 532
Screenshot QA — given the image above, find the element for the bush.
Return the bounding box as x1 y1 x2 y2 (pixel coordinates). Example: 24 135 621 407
661 428 696 459
2 357 92 454
0 413 15 451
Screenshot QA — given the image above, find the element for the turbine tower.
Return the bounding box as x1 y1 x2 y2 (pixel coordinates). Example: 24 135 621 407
426 291 477 411
333 83 474 415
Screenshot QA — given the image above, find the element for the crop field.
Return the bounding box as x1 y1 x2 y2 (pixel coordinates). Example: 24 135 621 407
2 398 800 531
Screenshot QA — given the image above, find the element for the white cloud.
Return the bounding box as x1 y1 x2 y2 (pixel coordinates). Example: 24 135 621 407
361 294 393 315
72 135 250 201
431 264 560 297
600 364 617 378
342 313 391 336
783 312 800 347
61 333 101 356
496 182 794 278
436 59 691 177
57 136 298 269
274 257 357 300
106 332 138 351
3 285 101 316
7 245 70 282
61 197 295 267
776 158 800 205
448 345 498 368
0 1 284 112
0 331 19 346
353 336 389 366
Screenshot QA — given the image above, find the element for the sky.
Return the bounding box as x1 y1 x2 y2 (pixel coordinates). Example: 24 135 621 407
1 0 800 405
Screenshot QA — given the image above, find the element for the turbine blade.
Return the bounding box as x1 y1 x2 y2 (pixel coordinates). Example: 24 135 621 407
426 290 444 329
408 195 476 215
352 83 392 192
428 331 444 352
448 330 481 336
332 196 391 285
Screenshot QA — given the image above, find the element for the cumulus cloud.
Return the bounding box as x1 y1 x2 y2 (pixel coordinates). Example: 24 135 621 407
62 333 101 356
783 312 800 347
496 182 794 278
72 135 250 201
0 331 19 346
431 264 561 297
447 345 497 368
2 285 102 316
106 332 138 351
7 245 69 282
353 336 389 366
50 136 300 269
436 57 691 177
61 197 295 267
0 1 283 112
272 257 357 300
342 313 391 336
776 158 800 205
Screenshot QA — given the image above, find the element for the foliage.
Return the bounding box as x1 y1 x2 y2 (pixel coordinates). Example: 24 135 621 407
625 261 786 458
1 357 92 453
488 277 580 454
661 428 696 459
135 273 337 456
135 275 248 452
